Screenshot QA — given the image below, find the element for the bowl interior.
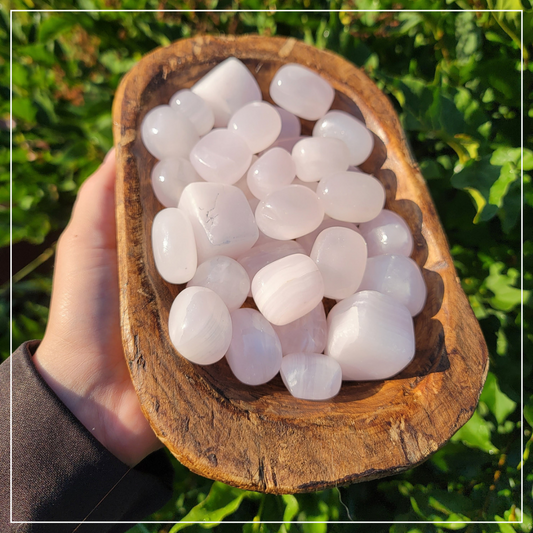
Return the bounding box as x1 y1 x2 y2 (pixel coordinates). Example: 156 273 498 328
114 35 488 493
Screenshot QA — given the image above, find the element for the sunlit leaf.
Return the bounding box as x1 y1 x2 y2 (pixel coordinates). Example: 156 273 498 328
451 410 498 453
480 372 517 424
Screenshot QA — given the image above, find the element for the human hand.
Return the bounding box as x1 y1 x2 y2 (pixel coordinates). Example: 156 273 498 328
33 149 163 467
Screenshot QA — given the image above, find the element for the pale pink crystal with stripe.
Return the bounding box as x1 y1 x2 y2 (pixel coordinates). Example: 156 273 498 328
226 308 282 386
281 353 342 400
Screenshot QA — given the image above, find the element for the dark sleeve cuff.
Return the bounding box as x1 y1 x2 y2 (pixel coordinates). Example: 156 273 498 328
1 341 174 533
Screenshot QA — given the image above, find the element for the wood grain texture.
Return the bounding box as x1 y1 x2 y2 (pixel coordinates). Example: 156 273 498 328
112 35 489 494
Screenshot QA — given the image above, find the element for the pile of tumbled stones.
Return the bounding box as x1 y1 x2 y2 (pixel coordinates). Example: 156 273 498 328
142 57 427 401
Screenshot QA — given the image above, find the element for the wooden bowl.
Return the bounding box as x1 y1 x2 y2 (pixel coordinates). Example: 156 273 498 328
112 35 489 494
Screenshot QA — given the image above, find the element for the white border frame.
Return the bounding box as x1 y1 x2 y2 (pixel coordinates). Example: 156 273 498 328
9 7 525 528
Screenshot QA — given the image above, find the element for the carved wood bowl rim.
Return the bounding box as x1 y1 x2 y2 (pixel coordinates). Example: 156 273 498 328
113 34 489 494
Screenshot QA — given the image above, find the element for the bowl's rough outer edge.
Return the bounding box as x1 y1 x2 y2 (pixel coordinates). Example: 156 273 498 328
113 34 489 494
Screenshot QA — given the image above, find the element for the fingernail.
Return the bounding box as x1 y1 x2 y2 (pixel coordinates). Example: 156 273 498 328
104 147 116 163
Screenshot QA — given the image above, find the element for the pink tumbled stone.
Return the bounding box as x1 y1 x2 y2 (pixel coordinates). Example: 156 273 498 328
313 110 374 166
189 128 252 185
228 101 282 154
326 290 415 380
296 218 359 255
238 240 306 296
226 308 282 386
141 105 199 160
186 256 250 312
281 353 342 400
168 287 232 365
247 147 296 200
292 137 350 182
151 208 197 284
255 185 324 240
316 171 385 223
358 255 427 316
179 182 259 263
191 57 261 127
252 254 324 326
273 303 327 356
275 106 301 140
310 227 367 300
151 157 202 208
358 209 414 257
169 89 214 136
270 63 334 120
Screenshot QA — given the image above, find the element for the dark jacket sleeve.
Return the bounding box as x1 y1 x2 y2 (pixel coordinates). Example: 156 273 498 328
0 341 174 533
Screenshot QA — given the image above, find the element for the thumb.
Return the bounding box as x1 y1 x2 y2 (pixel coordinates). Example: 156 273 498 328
66 148 117 251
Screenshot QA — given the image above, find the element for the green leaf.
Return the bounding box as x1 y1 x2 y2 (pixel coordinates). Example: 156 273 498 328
490 146 522 167
12 97 37 123
495 515 517 533
480 372 517 424
524 395 533 428
282 494 299 523
38 16 76 42
455 12 480 63
451 410 498 454
16 43 57 66
489 162 519 208
485 262 526 312
169 482 251 532
451 156 501 223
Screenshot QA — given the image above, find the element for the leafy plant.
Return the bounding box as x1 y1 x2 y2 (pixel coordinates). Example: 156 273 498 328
3 1 530 531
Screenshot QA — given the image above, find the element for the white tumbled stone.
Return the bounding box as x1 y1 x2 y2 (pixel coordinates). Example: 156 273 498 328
358 209 414 257
275 106 301 140
151 208 197 284
273 303 327 356
179 182 259 263
296 218 359 255
189 128 252 185
292 137 350 182
151 157 202 208
255 185 324 240
310 227 367 300
313 110 374 166
238 240 306 295
247 147 296 200
358 255 427 316
270 63 334 120
316 171 385 223
226 308 282 386
186 256 250 312
326 290 415 380
168 286 232 365
141 105 199 160
281 353 342 400
191 57 261 127
169 89 215 136
252 254 324 326
228 101 282 154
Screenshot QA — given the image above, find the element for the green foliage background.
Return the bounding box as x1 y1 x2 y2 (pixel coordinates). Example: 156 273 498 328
2 1 531 531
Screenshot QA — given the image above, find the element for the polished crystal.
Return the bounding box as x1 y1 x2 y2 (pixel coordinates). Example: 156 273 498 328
226 308 282 385
179 182 259 263
281 353 342 400
151 207 197 284
168 286 232 365
310 227 367 299
358 254 427 316
187 256 250 312
326 290 415 380
252 254 324 326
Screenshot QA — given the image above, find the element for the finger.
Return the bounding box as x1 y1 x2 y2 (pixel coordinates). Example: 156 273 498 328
65 149 117 251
